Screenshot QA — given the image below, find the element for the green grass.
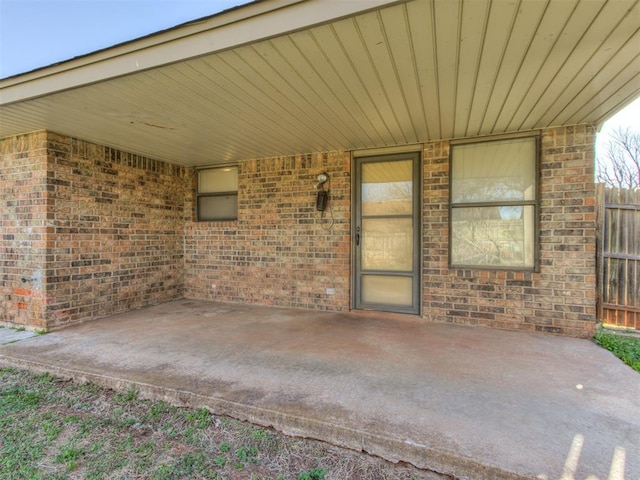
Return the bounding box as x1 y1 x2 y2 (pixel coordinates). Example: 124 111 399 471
299 467 327 480
0 366 433 480
595 328 640 372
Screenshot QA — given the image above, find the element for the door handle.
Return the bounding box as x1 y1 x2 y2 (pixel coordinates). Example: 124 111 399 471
355 227 361 246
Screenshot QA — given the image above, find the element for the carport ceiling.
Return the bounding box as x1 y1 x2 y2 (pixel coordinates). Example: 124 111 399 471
1 0 639 167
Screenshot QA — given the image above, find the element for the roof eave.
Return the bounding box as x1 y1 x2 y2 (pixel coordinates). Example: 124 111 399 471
0 0 403 107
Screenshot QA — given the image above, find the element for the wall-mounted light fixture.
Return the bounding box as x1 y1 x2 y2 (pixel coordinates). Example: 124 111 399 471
314 172 329 190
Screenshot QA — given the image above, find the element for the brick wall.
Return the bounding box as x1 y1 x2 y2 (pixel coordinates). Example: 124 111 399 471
422 125 597 337
184 152 351 311
1 131 189 330
0 132 50 329
2 126 597 336
45 133 189 329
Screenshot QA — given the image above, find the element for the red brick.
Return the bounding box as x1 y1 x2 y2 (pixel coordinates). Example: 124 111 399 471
2 126 598 336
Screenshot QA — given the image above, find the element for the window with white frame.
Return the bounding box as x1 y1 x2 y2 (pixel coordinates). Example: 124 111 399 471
450 135 538 269
196 166 238 221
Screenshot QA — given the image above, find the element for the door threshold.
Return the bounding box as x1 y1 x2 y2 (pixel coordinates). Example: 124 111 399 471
348 309 423 324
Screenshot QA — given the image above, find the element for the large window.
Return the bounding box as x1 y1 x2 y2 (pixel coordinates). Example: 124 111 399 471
450 135 538 269
196 166 238 221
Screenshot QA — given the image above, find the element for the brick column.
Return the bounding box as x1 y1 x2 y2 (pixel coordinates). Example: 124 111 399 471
537 125 597 335
1 131 189 330
0 132 50 329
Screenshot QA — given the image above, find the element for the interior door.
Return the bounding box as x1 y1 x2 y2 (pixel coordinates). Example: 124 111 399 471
353 152 421 314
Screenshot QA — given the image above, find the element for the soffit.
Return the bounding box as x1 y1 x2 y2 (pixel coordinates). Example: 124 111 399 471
1 0 639 166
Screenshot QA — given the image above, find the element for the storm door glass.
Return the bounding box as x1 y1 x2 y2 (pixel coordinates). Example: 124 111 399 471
354 153 420 314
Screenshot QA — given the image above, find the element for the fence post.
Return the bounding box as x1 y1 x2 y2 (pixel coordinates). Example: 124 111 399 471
596 183 604 323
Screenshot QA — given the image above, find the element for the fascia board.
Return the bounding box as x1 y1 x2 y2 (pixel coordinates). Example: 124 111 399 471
0 0 403 106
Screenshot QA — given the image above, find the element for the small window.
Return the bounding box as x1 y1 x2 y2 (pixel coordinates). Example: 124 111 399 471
450 136 538 269
196 166 238 221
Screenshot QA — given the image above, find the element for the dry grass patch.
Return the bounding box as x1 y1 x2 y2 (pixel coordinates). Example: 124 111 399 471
0 367 445 479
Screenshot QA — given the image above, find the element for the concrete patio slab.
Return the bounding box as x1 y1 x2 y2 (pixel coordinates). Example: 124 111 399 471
0 327 37 345
0 299 638 479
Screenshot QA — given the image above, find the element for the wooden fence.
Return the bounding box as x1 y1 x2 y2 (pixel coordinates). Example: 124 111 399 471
597 185 640 330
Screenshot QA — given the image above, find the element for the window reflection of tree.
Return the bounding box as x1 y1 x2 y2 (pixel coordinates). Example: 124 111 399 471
452 211 525 266
362 178 413 271
451 137 536 267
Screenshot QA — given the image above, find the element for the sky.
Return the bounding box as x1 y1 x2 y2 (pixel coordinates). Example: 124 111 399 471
600 96 640 132
0 0 638 141
0 0 246 77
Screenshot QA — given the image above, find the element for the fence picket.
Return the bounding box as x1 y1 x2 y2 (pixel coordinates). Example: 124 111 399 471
597 185 640 330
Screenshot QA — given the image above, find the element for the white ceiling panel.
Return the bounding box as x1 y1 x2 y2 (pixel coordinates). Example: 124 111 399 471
525 0 638 128
1 0 639 166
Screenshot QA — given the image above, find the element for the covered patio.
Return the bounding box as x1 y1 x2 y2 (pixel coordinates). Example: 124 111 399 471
1 299 638 479
2 0 639 334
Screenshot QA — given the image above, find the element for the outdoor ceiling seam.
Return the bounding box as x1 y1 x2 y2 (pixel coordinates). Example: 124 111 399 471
189 54 310 157
504 0 583 133
380 6 423 143
428 0 441 140
406 0 439 142
221 49 329 150
187 57 302 154
373 7 416 144
517 0 611 131
251 40 348 147
456 0 486 138
147 63 292 156
482 0 537 136
577 69 640 129
467 0 516 138
152 67 269 155
561 41 640 127
239 43 342 148
403 3 431 142
546 3 640 128
272 36 366 147
476 0 521 136
448 0 463 139
332 20 397 145
307 28 379 146
362 10 412 144
488 0 551 135
282 33 373 146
